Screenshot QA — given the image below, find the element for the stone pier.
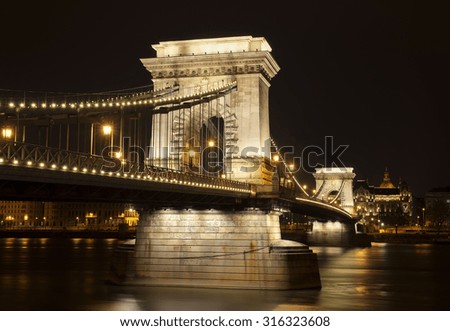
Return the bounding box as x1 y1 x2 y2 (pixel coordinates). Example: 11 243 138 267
111 209 321 290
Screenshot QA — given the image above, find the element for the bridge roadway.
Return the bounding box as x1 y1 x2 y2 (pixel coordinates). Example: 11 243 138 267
0 141 354 222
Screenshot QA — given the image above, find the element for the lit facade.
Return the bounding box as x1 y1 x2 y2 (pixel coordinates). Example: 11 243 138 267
354 169 413 228
0 201 139 229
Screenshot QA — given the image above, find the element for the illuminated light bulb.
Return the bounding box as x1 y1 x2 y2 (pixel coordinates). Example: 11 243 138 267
51 164 56 169
51 103 56 108
8 102 15 108
92 169 96 174
0 158 4 163
102 125 112 135
2 128 13 139
61 104 66 108
70 104 76 108
19 103 25 108
123 173 128 177
116 172 121 176
42 103 47 108
27 161 32 166
109 103 113 107
31 103 37 108
82 168 87 172
86 103 91 108
115 103 120 106
62 165 68 170
39 162 45 167
73 167 78 171
13 160 18 165
100 170 105 174
102 103 106 107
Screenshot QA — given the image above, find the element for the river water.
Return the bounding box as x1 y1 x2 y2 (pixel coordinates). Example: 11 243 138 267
0 238 448 311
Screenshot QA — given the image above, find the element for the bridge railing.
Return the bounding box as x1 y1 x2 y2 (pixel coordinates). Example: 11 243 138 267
0 140 251 193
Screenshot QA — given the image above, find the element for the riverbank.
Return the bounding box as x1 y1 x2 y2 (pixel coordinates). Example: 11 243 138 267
0 229 136 239
368 233 450 244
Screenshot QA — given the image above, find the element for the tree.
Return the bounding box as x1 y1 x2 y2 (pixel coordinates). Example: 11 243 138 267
427 200 450 233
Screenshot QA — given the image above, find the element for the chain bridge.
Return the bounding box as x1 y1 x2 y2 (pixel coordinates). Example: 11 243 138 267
0 36 362 290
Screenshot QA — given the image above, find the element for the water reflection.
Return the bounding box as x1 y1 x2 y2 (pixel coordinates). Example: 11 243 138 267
0 238 449 310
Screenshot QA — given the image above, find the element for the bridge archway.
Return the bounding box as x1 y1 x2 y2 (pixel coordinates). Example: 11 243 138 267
200 116 225 176
327 190 339 202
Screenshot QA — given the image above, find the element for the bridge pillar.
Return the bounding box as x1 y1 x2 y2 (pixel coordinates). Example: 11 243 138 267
141 36 280 185
313 167 356 214
112 209 321 290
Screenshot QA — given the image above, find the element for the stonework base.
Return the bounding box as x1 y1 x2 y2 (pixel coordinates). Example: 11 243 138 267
110 209 321 290
282 220 371 247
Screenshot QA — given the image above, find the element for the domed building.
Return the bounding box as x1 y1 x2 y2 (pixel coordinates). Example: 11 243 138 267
354 169 413 228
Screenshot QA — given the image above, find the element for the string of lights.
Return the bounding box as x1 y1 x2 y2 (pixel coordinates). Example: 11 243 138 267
270 137 311 198
0 81 237 112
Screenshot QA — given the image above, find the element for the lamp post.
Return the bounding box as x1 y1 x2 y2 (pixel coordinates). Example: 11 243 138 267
102 124 113 156
1 127 13 140
422 207 425 229
188 149 195 171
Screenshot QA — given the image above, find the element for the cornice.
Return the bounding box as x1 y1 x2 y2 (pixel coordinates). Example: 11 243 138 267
140 51 280 80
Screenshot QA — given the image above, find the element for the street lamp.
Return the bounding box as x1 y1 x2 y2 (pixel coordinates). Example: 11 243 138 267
102 125 112 135
422 207 425 228
188 149 195 170
102 124 113 156
1 127 13 140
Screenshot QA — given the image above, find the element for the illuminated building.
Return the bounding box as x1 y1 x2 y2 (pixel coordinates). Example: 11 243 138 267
353 169 412 227
0 201 139 229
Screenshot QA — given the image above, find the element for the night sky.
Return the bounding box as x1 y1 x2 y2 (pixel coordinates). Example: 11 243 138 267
0 0 448 197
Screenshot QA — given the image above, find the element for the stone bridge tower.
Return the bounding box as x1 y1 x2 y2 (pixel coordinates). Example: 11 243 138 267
313 167 356 214
141 36 280 184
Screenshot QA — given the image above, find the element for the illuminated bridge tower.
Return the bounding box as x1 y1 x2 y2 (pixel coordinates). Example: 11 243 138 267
114 37 321 290
141 36 280 184
313 167 356 214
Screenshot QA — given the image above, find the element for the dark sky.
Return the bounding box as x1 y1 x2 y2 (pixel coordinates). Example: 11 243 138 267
0 0 448 197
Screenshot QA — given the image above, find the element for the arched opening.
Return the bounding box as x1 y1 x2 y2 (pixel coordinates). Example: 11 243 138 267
327 190 339 203
200 116 225 176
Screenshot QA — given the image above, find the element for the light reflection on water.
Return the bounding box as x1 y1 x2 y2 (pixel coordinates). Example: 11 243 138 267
0 238 449 311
